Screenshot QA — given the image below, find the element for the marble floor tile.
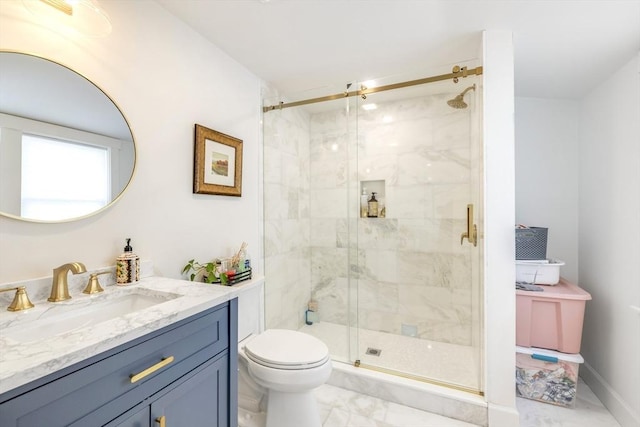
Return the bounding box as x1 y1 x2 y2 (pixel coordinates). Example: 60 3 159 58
315 384 478 427
516 377 622 427
315 377 622 427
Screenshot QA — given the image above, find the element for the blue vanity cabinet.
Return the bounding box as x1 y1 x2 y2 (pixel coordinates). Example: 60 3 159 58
106 352 229 427
106 405 150 427
0 299 238 427
149 352 229 426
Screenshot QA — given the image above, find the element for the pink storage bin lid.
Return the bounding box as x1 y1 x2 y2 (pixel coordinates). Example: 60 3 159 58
516 278 592 301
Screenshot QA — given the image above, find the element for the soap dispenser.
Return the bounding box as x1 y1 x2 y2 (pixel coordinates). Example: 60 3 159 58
116 238 140 285
367 192 378 218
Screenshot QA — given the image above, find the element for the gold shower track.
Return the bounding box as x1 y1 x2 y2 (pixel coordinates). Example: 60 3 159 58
263 65 483 113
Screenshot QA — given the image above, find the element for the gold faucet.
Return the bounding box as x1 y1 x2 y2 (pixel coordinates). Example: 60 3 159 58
0 286 35 311
49 262 87 302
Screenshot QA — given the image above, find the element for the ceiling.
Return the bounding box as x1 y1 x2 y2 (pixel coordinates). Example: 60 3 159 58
155 0 640 100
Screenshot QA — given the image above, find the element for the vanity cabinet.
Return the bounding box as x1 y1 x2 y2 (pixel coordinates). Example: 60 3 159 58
107 353 229 427
0 299 238 427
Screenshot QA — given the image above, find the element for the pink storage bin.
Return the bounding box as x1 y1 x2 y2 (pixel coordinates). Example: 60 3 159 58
516 278 592 353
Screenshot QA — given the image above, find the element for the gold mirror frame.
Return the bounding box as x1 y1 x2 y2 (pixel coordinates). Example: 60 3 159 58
0 51 136 223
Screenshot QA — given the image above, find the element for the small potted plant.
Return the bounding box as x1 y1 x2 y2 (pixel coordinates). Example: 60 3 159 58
181 259 220 283
182 243 250 286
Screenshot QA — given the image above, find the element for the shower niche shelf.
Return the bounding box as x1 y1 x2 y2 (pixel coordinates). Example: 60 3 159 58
360 180 385 218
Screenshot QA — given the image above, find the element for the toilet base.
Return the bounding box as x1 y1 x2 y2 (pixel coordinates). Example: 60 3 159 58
265 390 322 427
238 406 267 427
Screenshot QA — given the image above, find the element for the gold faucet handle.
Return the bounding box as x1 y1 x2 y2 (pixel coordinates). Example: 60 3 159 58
83 271 109 295
0 286 35 311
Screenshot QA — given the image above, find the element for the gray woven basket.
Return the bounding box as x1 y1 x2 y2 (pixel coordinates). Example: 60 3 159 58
515 227 548 260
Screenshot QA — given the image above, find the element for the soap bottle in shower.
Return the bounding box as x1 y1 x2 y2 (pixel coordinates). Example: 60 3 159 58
367 192 378 218
116 238 140 285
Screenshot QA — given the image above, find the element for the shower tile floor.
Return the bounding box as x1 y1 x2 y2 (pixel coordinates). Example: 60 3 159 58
314 377 621 426
300 321 480 390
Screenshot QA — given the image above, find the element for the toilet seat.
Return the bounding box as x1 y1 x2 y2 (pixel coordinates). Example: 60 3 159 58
244 329 329 370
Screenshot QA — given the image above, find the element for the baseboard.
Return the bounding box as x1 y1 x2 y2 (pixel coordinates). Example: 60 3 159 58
488 403 520 427
581 362 640 427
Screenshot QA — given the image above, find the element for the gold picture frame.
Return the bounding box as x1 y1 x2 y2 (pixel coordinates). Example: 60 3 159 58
193 124 243 196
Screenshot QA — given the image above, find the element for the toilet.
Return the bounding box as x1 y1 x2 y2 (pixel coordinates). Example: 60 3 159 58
237 282 332 427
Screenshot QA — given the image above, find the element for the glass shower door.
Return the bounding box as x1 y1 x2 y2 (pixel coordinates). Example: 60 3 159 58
350 74 484 393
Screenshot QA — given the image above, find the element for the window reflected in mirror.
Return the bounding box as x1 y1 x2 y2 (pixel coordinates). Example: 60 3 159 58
21 135 110 221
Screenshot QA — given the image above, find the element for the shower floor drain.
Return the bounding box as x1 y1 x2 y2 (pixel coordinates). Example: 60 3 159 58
365 347 382 357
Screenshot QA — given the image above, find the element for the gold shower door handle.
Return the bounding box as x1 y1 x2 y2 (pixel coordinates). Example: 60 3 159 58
460 204 478 247
155 416 166 427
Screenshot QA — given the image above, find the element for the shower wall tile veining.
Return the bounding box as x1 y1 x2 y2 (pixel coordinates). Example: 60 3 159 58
309 93 475 346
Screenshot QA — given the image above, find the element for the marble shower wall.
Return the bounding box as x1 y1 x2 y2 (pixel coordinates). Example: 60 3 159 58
309 92 477 346
308 104 353 327
263 104 312 330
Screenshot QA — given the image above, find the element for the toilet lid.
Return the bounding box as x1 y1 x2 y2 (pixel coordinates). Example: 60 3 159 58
244 329 329 370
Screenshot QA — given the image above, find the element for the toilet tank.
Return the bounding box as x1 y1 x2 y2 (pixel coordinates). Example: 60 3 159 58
237 279 264 342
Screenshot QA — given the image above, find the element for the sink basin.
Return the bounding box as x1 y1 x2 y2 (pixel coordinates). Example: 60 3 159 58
2 290 179 343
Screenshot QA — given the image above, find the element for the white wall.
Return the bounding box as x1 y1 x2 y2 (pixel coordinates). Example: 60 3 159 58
514 98 580 282
578 53 640 427
0 1 263 283
482 30 519 427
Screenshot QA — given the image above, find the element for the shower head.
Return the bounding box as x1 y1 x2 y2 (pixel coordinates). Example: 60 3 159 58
447 84 476 109
447 95 468 109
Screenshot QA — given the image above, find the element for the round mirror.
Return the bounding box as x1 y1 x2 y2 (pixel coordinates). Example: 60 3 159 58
0 51 135 222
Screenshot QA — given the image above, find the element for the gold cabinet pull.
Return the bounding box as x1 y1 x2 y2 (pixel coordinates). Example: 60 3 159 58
155 416 166 427
460 203 478 247
130 356 174 383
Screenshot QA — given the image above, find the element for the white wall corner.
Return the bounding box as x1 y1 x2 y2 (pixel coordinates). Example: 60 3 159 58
581 362 640 427
482 29 519 426
578 52 640 427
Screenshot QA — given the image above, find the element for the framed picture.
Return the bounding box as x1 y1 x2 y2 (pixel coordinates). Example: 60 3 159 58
193 124 243 196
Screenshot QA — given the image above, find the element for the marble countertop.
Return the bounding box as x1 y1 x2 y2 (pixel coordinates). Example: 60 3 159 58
0 274 264 395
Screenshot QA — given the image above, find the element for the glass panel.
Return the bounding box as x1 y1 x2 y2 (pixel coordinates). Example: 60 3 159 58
353 73 483 392
262 85 356 363
261 98 312 333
